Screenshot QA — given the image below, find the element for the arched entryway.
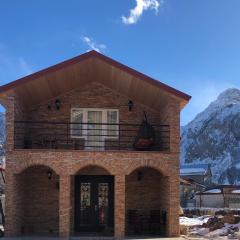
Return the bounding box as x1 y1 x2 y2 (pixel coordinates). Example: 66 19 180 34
125 166 168 237
72 165 114 236
18 165 59 236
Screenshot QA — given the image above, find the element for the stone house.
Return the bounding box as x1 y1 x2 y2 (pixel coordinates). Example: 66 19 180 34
0 50 190 238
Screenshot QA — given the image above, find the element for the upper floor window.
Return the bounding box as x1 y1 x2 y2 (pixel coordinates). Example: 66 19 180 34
71 109 83 137
71 108 119 139
107 110 118 137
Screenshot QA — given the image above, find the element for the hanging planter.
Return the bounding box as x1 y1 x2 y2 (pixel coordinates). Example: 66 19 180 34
133 111 155 150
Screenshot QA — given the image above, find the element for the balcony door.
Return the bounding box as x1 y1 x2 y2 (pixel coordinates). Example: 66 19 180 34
86 111 103 150
71 108 119 150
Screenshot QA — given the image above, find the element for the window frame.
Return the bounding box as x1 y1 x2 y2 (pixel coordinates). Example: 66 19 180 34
70 109 84 138
70 108 119 139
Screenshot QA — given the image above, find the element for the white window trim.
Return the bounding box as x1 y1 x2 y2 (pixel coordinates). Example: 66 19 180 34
70 108 119 140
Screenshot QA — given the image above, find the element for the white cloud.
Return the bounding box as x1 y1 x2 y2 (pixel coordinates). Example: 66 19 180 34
0 43 33 82
81 36 106 53
122 0 162 25
18 57 33 75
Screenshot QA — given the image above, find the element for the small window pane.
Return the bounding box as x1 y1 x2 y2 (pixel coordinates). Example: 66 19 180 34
81 182 91 208
107 111 118 137
71 110 83 137
98 183 109 224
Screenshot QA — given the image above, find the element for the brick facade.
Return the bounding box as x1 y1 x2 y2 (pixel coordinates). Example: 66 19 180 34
3 80 181 238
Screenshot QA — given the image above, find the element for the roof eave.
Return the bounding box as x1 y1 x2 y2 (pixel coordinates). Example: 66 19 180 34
0 50 191 103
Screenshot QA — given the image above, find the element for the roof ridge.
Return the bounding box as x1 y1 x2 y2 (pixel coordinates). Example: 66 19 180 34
0 50 191 102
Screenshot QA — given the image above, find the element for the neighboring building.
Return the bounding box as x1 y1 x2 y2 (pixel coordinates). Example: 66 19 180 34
180 178 205 208
180 163 212 186
0 51 190 238
195 185 240 208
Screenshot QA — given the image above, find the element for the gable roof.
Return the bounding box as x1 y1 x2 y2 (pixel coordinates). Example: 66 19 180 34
180 163 211 176
0 51 191 109
180 177 206 188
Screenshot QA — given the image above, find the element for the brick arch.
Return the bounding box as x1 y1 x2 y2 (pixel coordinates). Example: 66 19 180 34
71 161 115 175
16 163 60 236
14 162 60 175
125 160 170 176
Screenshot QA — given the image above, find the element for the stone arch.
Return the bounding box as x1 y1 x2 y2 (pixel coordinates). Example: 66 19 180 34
125 159 169 177
72 161 115 175
125 165 169 236
17 164 59 236
14 161 60 175
70 163 114 235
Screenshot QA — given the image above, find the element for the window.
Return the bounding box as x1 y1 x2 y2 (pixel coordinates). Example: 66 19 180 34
71 109 83 137
107 110 118 137
70 108 119 139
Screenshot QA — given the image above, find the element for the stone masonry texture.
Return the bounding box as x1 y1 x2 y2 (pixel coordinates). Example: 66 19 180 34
3 81 181 238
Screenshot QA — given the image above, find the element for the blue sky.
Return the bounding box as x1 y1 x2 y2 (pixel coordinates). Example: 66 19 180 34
0 0 240 125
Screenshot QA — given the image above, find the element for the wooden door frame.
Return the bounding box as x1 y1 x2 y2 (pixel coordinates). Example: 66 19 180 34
74 175 114 233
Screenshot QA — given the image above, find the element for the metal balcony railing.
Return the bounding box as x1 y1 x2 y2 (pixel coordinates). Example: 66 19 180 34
14 121 170 151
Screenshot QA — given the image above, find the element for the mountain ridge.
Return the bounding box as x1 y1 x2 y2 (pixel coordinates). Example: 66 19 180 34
181 88 240 184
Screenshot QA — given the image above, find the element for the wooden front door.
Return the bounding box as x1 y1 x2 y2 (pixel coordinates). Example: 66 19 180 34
75 175 114 234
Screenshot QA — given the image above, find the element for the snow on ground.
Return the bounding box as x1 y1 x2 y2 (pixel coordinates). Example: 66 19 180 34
232 190 240 194
180 216 240 239
204 188 221 193
190 223 240 239
180 216 211 226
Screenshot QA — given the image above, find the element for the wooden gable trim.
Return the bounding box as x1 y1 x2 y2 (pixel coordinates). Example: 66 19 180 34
0 50 191 101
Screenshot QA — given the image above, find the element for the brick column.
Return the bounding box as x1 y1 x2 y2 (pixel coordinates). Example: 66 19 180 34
167 175 180 237
114 175 125 239
59 174 71 238
5 94 15 152
5 95 19 237
5 173 22 237
169 102 180 153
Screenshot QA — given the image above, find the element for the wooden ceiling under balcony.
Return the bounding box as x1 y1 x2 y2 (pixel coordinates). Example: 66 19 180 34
0 51 191 110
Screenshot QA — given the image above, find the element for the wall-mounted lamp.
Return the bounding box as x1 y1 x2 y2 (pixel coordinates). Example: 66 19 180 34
128 100 134 112
47 170 53 180
55 99 61 110
137 171 143 181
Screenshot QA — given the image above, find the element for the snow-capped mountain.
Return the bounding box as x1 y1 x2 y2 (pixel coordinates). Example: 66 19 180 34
181 88 240 184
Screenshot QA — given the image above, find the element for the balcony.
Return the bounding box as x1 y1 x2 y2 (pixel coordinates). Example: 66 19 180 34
14 121 170 151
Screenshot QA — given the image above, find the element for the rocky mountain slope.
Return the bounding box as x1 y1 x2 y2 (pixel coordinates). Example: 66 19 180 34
181 88 240 184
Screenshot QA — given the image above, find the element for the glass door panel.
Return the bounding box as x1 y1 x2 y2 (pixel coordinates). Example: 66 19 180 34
75 176 114 233
80 183 91 226
86 111 104 150
98 183 109 225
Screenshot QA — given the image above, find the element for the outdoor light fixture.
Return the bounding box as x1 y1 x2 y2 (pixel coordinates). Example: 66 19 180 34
128 100 133 112
55 99 61 110
137 171 143 181
47 170 53 180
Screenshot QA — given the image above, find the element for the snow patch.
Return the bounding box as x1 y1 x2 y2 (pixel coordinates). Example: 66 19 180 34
204 189 222 194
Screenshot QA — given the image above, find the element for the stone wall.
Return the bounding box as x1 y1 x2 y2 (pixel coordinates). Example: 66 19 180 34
3 81 181 238
21 165 59 235
5 150 179 238
14 82 174 151
125 167 168 234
